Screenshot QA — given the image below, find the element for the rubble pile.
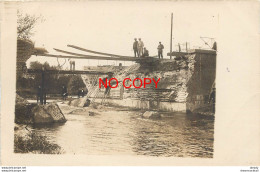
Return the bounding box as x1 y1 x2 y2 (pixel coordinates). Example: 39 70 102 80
112 55 196 103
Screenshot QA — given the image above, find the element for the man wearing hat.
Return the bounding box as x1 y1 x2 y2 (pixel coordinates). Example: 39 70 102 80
157 42 164 59
138 38 144 57
133 38 138 57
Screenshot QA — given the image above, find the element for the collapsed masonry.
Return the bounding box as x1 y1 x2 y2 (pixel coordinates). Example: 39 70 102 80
82 49 216 115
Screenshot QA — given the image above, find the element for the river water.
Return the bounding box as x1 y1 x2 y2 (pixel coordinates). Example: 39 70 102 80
31 103 214 158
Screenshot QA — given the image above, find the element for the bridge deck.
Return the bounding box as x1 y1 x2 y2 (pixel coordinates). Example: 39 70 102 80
27 69 113 75
40 53 142 61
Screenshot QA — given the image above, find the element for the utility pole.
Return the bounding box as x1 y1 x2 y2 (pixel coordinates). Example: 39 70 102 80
40 66 46 105
170 13 173 59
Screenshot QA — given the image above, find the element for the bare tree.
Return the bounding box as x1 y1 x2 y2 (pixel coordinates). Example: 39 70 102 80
17 10 44 40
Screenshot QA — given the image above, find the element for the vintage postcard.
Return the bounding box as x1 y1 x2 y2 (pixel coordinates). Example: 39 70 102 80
0 1 259 166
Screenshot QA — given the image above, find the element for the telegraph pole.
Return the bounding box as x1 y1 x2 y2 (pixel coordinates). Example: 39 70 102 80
40 67 45 105
170 13 173 59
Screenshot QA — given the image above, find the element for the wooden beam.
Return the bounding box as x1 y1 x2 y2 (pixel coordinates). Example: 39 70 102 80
54 48 92 57
39 53 140 61
67 44 158 58
27 69 113 75
67 44 134 58
53 48 139 61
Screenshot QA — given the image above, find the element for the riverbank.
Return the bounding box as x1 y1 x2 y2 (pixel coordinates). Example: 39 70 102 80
14 124 64 154
14 101 214 157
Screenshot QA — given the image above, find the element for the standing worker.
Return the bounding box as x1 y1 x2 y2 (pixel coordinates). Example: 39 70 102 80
138 38 144 57
157 42 164 59
133 38 138 57
78 88 85 98
62 85 68 100
37 85 42 104
81 88 85 97
78 89 82 98
69 59 75 71
208 88 216 113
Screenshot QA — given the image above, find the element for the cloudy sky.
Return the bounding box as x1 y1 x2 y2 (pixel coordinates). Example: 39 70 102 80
19 1 219 70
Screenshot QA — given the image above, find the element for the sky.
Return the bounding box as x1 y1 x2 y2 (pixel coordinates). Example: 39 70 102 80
18 1 219 70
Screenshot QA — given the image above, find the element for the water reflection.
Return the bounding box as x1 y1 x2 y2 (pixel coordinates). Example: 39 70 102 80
131 114 214 157
29 106 214 158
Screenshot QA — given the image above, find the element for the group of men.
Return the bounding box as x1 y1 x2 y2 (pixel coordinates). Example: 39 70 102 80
133 38 164 59
133 38 147 57
61 85 88 100
37 85 88 103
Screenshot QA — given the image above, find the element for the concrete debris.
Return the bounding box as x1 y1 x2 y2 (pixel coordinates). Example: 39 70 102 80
142 111 161 119
32 105 54 123
69 96 90 107
89 111 94 116
89 111 96 116
91 103 105 109
32 103 67 124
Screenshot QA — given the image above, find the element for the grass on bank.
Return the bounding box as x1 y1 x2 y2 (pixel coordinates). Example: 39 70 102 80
14 132 64 154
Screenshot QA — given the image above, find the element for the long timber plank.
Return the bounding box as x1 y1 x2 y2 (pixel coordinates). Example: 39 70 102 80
39 53 139 61
27 69 113 75
68 44 134 58
68 44 158 58
53 48 95 57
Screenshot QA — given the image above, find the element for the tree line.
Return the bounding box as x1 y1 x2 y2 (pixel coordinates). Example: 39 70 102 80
16 61 86 98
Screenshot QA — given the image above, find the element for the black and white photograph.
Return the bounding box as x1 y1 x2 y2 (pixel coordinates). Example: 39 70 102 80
1 0 259 167
14 2 216 157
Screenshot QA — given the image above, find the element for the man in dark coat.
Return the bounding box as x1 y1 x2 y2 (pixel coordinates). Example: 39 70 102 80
78 89 81 98
37 86 42 104
62 85 68 100
133 38 138 57
209 88 216 113
157 42 164 59
80 89 85 97
142 47 149 57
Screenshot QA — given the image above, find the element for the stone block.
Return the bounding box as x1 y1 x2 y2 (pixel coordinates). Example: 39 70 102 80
31 103 66 124
32 105 53 124
69 96 90 107
142 111 161 119
44 103 67 123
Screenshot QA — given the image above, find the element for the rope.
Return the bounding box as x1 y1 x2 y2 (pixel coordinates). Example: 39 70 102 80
56 58 67 70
